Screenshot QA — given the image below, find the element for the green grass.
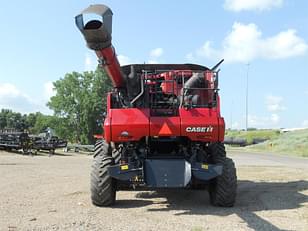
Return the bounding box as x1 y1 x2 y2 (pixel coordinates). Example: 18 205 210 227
247 129 308 157
225 129 280 144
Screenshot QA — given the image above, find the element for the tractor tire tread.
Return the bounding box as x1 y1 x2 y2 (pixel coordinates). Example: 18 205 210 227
91 140 116 206
209 143 237 207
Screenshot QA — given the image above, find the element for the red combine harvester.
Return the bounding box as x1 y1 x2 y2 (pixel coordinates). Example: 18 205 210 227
75 4 237 207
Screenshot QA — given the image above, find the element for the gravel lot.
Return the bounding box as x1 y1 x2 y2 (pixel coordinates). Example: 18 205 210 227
0 150 308 231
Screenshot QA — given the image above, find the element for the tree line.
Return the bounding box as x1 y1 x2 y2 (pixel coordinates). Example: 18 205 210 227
0 67 112 144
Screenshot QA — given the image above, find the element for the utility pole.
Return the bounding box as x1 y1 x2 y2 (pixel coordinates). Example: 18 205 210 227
230 100 233 130
245 63 250 131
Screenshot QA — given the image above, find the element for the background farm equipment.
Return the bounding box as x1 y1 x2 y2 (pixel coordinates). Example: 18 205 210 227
31 132 67 155
0 130 31 153
64 144 94 153
0 129 67 155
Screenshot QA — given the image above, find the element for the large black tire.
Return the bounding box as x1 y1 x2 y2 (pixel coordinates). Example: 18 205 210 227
209 142 227 163
209 143 237 207
91 140 116 206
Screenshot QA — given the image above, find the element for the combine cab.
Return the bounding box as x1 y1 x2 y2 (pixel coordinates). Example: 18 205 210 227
75 4 237 207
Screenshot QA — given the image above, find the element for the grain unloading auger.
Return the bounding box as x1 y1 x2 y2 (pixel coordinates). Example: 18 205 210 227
75 4 237 207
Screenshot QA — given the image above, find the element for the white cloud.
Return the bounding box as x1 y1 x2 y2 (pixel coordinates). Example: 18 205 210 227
0 83 53 114
84 53 97 71
148 48 164 64
117 55 132 66
0 83 20 98
44 81 56 101
150 48 164 58
263 30 308 59
117 48 164 66
270 113 280 124
246 94 284 128
117 54 140 66
0 83 38 113
224 0 283 12
245 95 285 128
248 113 280 128
196 41 220 59
189 22 308 63
266 95 286 112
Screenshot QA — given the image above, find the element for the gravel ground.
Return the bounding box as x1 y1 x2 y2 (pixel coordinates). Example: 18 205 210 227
0 150 308 231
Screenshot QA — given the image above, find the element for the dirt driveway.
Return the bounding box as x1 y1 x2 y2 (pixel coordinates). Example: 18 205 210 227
0 150 307 231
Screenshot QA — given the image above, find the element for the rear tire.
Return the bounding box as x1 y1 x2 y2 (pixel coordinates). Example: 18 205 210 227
91 140 116 206
209 143 237 207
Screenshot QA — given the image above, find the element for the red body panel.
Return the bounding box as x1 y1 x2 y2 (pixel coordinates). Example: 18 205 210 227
109 108 150 142
179 108 223 142
150 117 181 137
103 93 112 142
103 94 225 143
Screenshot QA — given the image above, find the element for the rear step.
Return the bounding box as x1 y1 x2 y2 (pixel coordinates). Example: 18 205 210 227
108 159 222 188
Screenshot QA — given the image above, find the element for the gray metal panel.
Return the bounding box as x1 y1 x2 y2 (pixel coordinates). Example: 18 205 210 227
192 163 223 181
75 4 113 37
108 164 142 181
145 159 191 188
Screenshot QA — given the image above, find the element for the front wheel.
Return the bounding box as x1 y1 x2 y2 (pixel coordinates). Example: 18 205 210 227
91 140 116 206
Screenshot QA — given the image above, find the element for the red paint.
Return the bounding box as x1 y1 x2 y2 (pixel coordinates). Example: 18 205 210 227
150 117 181 137
110 108 150 142
102 93 225 142
100 68 225 143
179 108 224 142
96 46 124 88
158 123 172 136
160 71 193 96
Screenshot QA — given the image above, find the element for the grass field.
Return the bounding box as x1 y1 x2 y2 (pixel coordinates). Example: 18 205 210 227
225 129 308 157
247 129 308 157
225 129 280 144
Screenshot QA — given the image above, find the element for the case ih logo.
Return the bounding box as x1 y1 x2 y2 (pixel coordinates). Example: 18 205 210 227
186 126 214 133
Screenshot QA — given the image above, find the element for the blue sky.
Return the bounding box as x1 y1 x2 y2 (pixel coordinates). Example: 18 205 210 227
0 0 307 129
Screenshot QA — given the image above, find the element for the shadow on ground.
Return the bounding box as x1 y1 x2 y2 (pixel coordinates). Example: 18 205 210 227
115 180 308 231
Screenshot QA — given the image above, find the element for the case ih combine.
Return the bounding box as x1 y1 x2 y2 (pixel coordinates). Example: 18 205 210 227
75 4 237 207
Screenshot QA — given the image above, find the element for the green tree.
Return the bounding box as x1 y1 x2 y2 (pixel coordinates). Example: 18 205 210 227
0 109 9 129
47 68 112 144
31 113 54 134
0 109 60 135
26 112 38 130
0 109 28 131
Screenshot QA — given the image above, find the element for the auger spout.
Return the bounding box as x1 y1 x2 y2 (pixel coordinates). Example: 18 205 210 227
75 4 125 88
